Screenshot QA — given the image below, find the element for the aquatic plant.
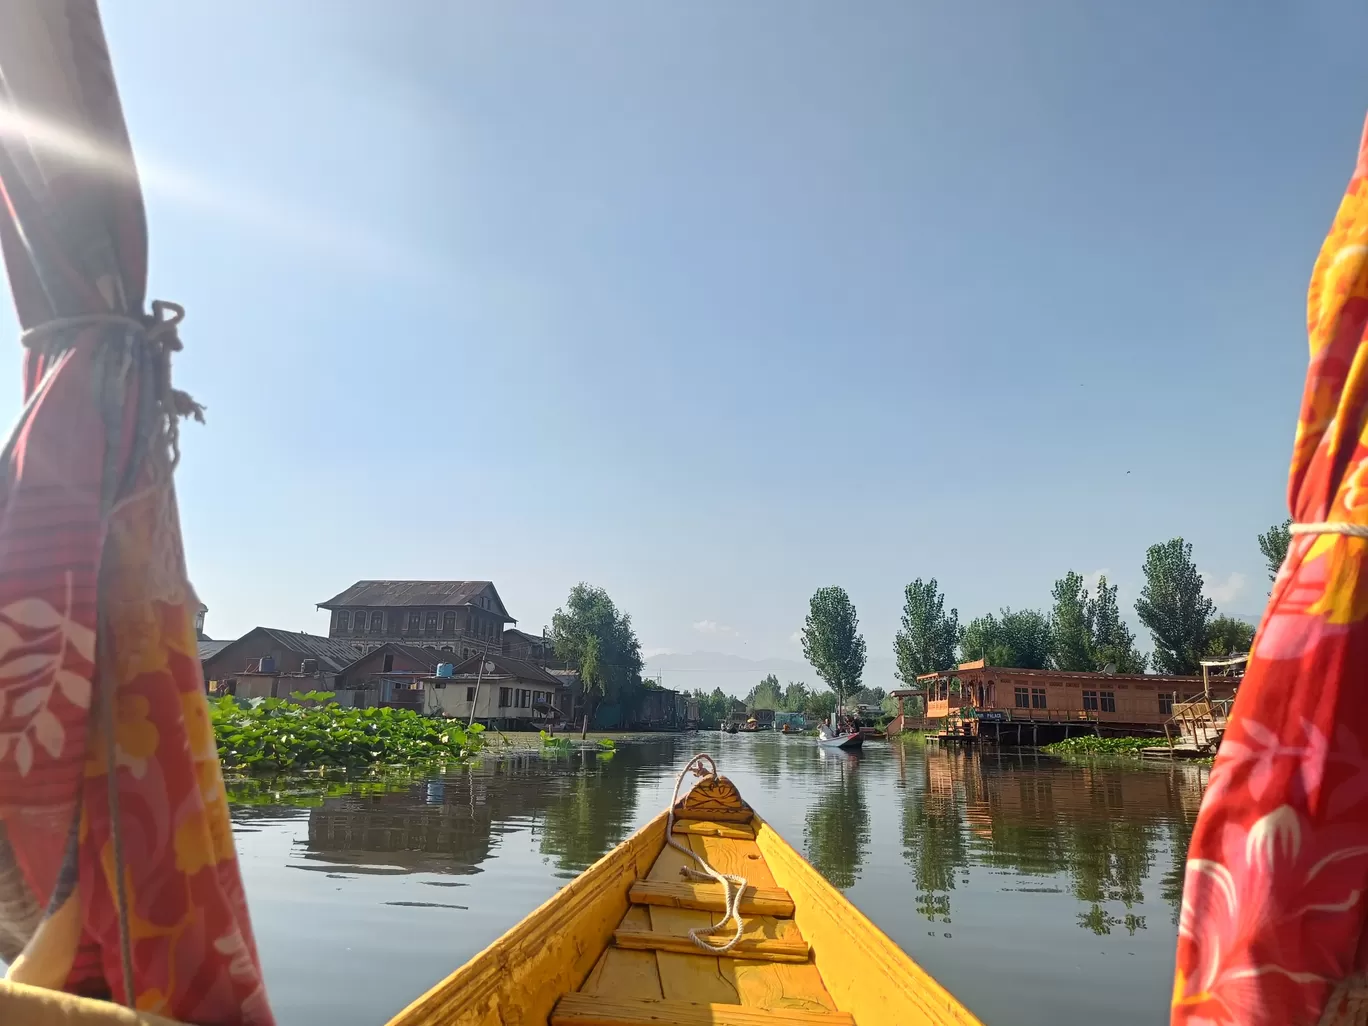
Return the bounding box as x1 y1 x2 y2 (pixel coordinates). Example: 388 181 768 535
210 694 486 771
540 729 571 751
1040 735 1155 758
596 738 616 750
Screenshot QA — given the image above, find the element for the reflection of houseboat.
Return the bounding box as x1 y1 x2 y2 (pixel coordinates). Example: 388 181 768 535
916 658 1241 746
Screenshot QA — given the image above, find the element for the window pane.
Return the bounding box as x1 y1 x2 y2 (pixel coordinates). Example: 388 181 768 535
1014 687 1030 709
370 612 383 633
1082 690 1098 711
443 612 456 633
425 612 439 633
1031 688 1046 709
1100 691 1116 713
1159 693 1174 714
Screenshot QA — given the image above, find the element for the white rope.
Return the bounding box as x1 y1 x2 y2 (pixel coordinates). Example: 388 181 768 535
1291 522 1368 538
665 753 748 954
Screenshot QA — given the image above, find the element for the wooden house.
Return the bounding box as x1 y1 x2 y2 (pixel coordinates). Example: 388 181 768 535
317 580 514 660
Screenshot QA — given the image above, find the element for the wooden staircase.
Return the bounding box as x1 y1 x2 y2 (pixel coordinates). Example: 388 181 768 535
551 816 854 1026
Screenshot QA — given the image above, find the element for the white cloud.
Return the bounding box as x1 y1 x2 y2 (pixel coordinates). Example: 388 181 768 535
1205 572 1247 607
693 620 739 637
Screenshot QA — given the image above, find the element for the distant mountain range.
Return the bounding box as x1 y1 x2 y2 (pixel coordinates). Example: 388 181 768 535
643 650 899 698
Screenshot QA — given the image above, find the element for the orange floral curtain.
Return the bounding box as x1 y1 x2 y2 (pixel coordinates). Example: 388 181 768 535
0 2 272 1023
1173 114 1368 1025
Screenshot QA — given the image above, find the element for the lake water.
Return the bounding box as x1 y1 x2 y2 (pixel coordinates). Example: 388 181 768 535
230 734 1206 1026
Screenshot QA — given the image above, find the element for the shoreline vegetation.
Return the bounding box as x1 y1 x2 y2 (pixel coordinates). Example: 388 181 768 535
1041 735 1157 758
211 691 639 773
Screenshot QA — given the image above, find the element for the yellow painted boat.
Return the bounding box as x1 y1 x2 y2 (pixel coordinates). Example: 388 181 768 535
387 758 981 1026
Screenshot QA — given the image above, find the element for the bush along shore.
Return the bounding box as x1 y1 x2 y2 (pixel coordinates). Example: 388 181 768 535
1040 735 1157 758
211 691 487 772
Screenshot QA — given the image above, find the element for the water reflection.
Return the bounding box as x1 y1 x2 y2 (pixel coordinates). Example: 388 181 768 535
229 734 1205 1026
898 746 1207 936
802 750 870 888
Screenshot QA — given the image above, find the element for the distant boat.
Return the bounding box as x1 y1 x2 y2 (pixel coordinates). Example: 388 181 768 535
723 721 738 734
817 727 863 750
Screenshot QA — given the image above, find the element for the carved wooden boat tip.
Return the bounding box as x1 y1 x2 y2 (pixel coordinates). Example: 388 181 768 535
385 768 983 1026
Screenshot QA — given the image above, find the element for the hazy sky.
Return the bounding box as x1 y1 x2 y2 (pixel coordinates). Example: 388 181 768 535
3 1 1365 692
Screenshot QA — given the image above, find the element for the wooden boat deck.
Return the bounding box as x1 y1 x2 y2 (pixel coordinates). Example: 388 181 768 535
564 816 841 1023
388 768 981 1026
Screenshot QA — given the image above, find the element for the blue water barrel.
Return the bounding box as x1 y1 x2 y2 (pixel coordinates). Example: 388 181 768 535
259 655 276 673
436 663 454 678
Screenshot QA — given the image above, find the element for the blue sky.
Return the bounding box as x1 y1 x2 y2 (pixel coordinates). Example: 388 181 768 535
4 1 1366 693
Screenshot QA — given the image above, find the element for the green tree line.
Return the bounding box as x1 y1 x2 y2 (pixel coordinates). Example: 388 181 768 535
895 533 1269 681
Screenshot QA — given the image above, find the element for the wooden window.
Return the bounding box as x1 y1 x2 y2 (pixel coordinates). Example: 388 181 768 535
336 611 349 632
1014 687 1029 708
466 686 475 702
499 687 511 707
1100 691 1116 713
425 611 439 634
407 611 421 633
1159 692 1174 715
443 612 456 633
369 612 384 633
1030 688 1047 709
1082 690 1098 711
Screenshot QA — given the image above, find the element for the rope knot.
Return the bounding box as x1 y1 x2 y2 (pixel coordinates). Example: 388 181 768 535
19 299 204 467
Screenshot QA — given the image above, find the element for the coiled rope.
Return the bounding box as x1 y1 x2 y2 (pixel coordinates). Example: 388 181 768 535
665 754 748 954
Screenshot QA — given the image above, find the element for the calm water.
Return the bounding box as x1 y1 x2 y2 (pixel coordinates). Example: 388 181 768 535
230 735 1206 1026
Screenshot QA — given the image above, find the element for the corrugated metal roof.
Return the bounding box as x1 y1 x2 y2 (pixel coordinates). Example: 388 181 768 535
450 652 565 687
254 628 366 673
318 581 512 619
338 642 446 674
198 639 231 662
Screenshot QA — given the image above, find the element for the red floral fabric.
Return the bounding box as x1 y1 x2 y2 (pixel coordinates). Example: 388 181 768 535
0 2 272 1023
1173 114 1368 1025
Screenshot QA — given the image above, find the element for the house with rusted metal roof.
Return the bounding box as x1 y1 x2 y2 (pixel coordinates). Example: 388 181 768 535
199 626 365 697
317 580 514 659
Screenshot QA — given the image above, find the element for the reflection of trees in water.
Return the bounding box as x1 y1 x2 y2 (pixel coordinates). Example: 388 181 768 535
901 767 967 924
295 743 668 877
902 749 1207 932
1077 905 1146 936
304 755 562 874
748 736 785 783
1159 817 1196 926
803 754 870 890
538 749 645 875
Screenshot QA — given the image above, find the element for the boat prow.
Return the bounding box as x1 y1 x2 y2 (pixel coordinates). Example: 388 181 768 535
817 731 864 750
388 759 979 1026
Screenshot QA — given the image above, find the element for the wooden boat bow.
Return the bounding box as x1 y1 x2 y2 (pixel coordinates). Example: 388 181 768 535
387 756 981 1026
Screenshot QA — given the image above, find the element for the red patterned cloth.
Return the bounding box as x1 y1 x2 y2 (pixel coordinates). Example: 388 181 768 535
0 2 272 1023
1172 114 1368 1025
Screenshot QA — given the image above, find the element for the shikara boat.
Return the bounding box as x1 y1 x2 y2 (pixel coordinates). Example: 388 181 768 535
388 757 978 1026
816 730 863 751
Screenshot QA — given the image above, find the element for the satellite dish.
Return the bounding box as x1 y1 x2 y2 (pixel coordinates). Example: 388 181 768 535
1102 662 1118 676
483 661 496 674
